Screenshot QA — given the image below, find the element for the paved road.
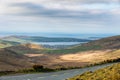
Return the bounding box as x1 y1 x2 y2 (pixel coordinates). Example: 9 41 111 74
0 63 117 80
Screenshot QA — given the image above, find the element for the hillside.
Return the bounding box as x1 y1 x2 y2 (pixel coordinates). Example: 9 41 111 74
4 35 120 55
24 49 120 69
5 43 45 54
81 35 120 49
67 35 120 51
68 63 120 80
45 35 120 54
1 36 29 43
0 49 33 71
0 40 20 48
1 36 91 42
1 35 120 71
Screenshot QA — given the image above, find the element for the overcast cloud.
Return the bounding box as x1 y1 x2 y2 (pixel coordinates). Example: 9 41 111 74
0 0 120 35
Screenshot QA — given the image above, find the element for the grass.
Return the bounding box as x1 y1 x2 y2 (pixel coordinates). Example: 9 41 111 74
41 45 101 54
68 63 120 80
6 44 102 54
0 40 20 48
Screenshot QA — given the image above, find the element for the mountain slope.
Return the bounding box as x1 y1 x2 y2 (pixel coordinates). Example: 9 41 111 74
5 43 45 54
1 35 120 72
39 35 120 54
81 35 120 49
0 40 20 48
5 35 120 55
1 36 29 43
42 35 120 54
0 49 33 71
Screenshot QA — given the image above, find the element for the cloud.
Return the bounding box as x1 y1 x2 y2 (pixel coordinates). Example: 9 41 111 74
1 0 120 14
0 0 119 25
6 2 119 24
1 0 120 22
0 0 120 34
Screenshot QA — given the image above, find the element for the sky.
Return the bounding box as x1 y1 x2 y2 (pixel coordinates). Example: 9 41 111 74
0 0 120 36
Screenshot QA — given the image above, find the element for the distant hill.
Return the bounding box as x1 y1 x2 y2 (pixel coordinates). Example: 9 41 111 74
1 35 120 72
41 35 120 54
1 36 91 42
80 35 120 49
1 35 92 49
5 43 45 54
59 35 120 53
68 63 120 80
21 43 44 49
1 36 29 43
42 35 120 54
21 36 91 42
0 40 20 48
0 49 33 71
5 35 120 54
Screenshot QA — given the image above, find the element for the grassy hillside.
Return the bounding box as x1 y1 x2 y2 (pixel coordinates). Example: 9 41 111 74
64 35 120 53
44 35 120 54
81 35 120 49
5 43 45 54
0 40 20 48
5 45 100 54
1 36 29 43
68 63 120 80
0 49 33 71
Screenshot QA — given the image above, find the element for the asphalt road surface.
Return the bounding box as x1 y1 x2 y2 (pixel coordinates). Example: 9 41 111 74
0 63 117 80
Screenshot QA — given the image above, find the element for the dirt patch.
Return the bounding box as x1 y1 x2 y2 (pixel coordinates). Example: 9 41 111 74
24 54 44 57
24 50 116 68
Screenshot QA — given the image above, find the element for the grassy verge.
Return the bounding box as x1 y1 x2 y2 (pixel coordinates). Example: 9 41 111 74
68 63 120 80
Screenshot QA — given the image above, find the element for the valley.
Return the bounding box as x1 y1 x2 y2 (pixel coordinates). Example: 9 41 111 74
1 0 119 79
0 35 120 80
24 49 120 69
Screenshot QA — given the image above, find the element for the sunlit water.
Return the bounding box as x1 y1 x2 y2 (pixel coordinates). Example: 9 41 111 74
32 42 86 45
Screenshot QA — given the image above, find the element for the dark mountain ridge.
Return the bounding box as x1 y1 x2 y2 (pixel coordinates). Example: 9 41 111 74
1 35 92 42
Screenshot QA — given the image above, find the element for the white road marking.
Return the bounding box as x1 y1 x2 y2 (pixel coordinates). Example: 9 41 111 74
37 77 45 79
